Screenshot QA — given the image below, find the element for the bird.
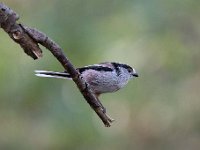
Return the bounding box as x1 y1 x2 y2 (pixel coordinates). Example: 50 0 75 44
35 62 139 113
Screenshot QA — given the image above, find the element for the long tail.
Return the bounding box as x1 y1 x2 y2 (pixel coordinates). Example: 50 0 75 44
35 70 72 79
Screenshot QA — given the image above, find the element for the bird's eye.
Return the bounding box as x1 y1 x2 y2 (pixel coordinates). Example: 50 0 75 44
127 68 132 73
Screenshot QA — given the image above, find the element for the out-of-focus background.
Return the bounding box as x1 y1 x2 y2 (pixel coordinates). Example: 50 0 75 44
0 0 200 150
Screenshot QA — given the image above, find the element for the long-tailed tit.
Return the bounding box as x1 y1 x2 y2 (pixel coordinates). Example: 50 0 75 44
35 62 138 112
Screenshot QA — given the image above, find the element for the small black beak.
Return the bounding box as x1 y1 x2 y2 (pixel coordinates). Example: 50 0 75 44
132 73 139 77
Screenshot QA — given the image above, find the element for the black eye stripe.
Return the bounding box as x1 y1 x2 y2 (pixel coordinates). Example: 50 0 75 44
78 66 113 73
76 62 133 75
120 64 132 71
111 62 133 74
127 68 133 72
112 62 120 76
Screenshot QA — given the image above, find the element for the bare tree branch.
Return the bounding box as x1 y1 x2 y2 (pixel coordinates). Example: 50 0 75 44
0 3 114 127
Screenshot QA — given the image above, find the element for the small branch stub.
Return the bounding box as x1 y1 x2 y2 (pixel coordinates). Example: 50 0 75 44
12 30 21 40
0 3 42 59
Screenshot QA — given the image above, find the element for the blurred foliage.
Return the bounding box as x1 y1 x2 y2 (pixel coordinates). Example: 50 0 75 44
0 0 200 150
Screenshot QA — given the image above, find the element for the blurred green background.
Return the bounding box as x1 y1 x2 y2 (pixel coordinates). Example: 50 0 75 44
0 0 200 150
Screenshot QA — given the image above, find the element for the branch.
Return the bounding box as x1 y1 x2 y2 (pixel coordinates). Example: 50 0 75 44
0 3 114 127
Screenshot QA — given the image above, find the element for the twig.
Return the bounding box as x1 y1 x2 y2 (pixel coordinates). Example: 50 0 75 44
0 2 114 127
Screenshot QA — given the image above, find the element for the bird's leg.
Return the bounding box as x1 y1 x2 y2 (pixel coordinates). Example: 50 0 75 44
81 80 115 124
82 82 106 113
95 94 106 113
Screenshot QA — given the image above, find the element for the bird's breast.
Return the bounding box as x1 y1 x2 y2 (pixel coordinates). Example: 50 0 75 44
81 70 129 94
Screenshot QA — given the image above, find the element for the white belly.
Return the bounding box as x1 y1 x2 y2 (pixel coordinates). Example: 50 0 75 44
82 70 129 94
